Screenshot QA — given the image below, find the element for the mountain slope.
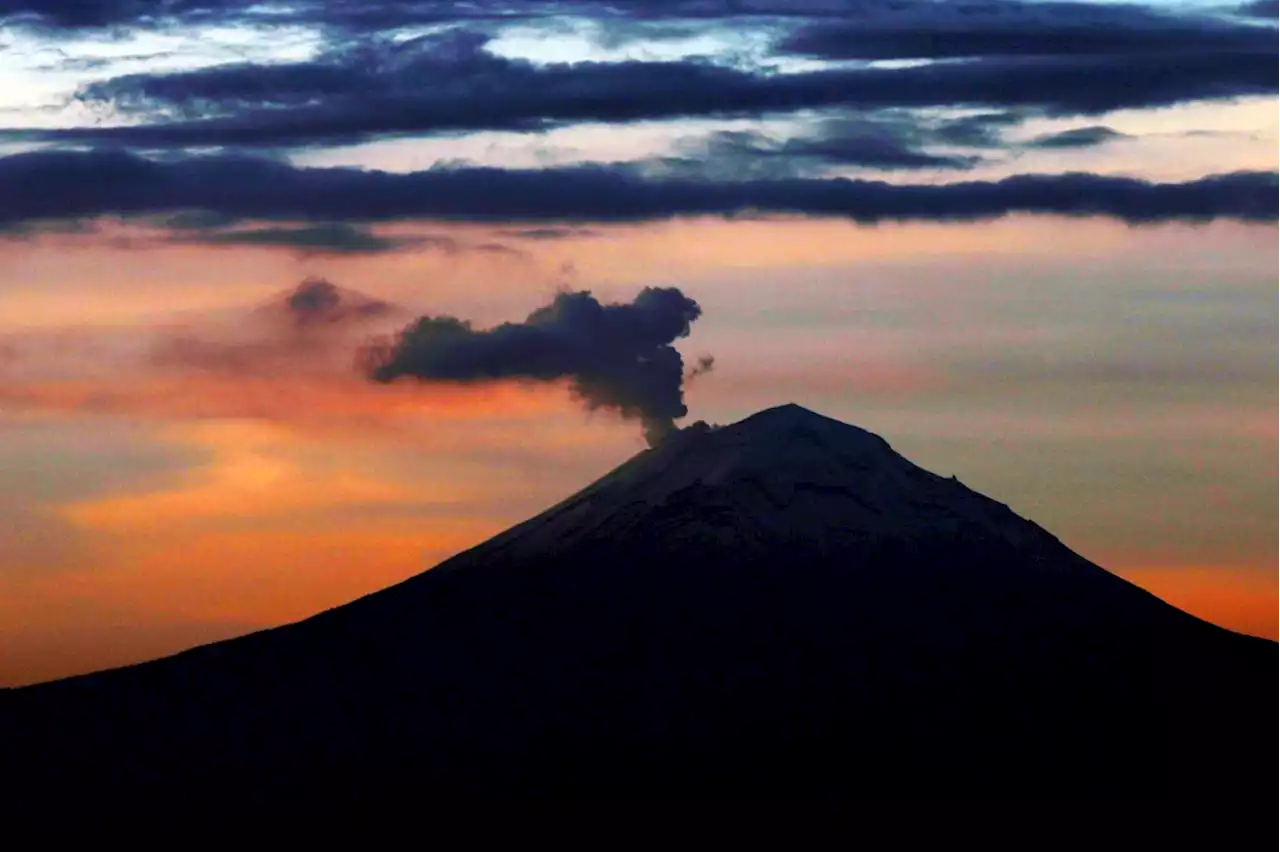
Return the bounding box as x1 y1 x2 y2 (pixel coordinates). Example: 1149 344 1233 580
2 404 1274 803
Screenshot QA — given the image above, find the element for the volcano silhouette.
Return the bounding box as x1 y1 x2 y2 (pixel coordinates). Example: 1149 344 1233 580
3 404 1273 803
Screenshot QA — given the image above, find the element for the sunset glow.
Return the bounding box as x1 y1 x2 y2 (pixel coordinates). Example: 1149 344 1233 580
0 0 1275 686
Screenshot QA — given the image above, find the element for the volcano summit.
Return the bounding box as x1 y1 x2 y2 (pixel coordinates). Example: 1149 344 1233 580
3 404 1273 804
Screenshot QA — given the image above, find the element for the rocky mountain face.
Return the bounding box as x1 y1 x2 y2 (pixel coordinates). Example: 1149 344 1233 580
2 404 1273 805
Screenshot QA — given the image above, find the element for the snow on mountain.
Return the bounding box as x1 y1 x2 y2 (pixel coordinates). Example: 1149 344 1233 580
481 403 1065 564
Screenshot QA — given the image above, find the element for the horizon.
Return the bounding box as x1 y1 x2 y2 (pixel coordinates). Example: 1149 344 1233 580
1 0 1276 687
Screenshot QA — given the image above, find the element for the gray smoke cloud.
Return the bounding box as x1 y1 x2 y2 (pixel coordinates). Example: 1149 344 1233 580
687 354 715 380
283 277 394 326
150 277 400 376
364 287 707 446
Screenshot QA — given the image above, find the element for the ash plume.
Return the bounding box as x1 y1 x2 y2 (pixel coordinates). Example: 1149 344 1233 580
687 354 715 381
282 277 394 327
364 287 707 446
151 278 398 376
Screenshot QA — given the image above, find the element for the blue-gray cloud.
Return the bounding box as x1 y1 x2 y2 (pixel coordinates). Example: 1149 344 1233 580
1234 0 1278 19
0 1 538 32
30 33 1272 151
5 1 1270 166
656 123 981 178
0 149 1273 227
779 1 1276 59
167 222 432 254
10 1 1279 31
1027 126 1129 149
500 227 599 241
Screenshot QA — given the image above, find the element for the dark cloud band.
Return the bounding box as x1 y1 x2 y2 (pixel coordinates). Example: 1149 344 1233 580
1235 0 1279 18
0 0 542 31
779 2 1276 60
7 2 1272 156
1 150 1274 227
168 222 428 255
35 47 1275 150
1026 126 1128 150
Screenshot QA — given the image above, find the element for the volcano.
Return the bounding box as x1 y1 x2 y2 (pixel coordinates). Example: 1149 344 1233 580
3 404 1273 803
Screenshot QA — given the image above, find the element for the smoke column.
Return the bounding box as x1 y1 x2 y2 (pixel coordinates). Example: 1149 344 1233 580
364 287 707 446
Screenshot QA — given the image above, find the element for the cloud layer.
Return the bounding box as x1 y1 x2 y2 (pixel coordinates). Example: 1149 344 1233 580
33 38 1273 150
779 2 1275 60
3 1 1272 216
2 2 1271 155
2 150 1274 228
1235 0 1279 18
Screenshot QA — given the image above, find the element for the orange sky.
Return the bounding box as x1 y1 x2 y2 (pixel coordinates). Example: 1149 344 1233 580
0 214 1275 686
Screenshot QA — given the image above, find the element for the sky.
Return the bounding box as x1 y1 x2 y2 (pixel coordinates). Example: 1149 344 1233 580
0 0 1275 686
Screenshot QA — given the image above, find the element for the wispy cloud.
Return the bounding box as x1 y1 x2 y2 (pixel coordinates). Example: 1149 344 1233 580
1025 125 1128 150
166 222 437 255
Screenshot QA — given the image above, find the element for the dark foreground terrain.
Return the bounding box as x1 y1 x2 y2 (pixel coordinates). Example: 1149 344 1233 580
3 405 1274 805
